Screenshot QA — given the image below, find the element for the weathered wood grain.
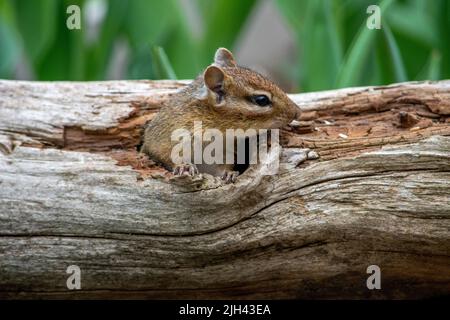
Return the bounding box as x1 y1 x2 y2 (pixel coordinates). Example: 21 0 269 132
0 80 449 299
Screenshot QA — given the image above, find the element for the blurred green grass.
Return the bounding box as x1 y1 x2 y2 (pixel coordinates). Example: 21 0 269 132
0 0 448 92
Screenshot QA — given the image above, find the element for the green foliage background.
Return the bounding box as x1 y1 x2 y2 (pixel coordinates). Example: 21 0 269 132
0 0 448 92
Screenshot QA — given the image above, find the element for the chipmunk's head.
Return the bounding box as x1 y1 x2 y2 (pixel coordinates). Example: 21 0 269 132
196 48 300 129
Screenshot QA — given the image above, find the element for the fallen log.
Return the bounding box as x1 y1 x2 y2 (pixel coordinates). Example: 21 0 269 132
0 79 449 299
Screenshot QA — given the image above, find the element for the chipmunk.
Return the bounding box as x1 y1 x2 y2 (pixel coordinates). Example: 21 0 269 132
141 48 300 183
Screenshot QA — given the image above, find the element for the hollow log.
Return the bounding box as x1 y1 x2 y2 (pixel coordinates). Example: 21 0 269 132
0 79 449 299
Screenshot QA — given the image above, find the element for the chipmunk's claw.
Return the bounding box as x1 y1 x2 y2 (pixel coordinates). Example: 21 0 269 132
221 170 239 184
173 163 199 177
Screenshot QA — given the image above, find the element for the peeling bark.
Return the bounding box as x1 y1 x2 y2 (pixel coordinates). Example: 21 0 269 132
0 80 449 299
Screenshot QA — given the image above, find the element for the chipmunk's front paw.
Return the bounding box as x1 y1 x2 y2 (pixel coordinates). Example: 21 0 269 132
221 170 239 184
173 163 199 177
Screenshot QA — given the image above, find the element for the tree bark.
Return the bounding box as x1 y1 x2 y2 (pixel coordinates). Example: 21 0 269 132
0 79 449 299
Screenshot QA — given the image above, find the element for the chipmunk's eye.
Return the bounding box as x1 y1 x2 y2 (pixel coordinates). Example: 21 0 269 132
250 95 271 107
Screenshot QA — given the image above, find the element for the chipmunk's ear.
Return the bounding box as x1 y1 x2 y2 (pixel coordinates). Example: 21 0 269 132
204 65 225 94
214 48 236 68
203 65 227 105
